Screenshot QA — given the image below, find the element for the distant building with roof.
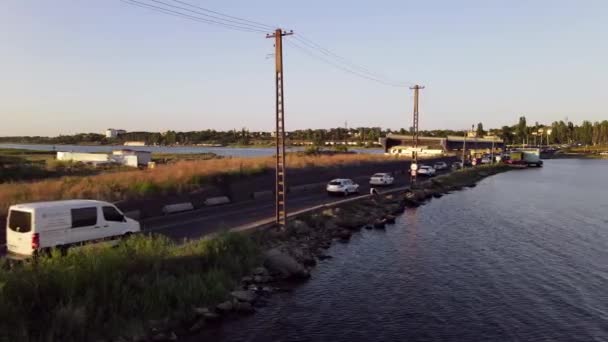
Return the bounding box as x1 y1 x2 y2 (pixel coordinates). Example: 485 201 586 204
105 128 127 138
380 133 504 155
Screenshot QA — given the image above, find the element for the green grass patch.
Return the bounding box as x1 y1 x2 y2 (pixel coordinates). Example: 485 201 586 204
0 233 260 341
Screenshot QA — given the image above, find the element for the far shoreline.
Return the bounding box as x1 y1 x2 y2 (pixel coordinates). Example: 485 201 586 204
0 142 383 150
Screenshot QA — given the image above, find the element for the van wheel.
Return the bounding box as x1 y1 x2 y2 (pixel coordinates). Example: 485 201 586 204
344 190 349 197
122 232 133 240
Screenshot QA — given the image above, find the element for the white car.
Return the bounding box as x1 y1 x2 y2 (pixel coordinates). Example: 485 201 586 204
6 200 141 257
327 179 360 196
481 156 492 164
417 165 436 177
369 173 394 186
433 161 448 170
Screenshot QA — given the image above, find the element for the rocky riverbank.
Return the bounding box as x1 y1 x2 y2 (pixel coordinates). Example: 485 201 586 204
137 164 511 341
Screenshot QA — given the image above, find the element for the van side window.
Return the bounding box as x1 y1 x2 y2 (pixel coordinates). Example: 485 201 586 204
71 207 98 228
103 206 124 222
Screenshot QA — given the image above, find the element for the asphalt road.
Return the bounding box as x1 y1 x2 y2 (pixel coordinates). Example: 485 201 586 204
142 173 415 241
1 157 456 254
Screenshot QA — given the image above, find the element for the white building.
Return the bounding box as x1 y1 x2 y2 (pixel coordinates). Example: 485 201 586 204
56 152 110 166
57 150 151 167
105 128 127 138
112 149 151 167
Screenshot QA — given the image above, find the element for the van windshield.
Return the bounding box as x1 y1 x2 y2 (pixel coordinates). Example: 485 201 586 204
8 210 32 233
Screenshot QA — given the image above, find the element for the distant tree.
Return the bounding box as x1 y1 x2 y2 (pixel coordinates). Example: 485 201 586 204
567 121 575 143
516 116 527 144
163 131 177 145
476 123 485 137
578 121 594 145
500 126 514 144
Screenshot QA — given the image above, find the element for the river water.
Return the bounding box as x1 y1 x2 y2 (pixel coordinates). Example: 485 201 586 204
203 159 608 342
0 143 382 157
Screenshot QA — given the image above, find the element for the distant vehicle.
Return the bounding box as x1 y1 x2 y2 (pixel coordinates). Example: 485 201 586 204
433 161 448 170
481 156 492 164
387 146 444 157
508 148 543 167
369 173 394 186
451 161 463 170
417 165 436 176
327 179 360 196
6 200 141 257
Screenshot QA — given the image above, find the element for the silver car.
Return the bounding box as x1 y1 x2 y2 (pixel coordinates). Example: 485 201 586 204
327 179 360 196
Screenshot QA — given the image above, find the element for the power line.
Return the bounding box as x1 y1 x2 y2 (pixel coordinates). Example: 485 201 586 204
284 38 409 88
123 0 415 87
168 0 276 30
122 0 268 33
145 0 271 31
294 35 411 87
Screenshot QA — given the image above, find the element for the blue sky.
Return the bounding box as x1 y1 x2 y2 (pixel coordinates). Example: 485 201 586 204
1 0 606 136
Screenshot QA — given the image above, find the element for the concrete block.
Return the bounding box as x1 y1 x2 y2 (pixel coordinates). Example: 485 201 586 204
162 202 195 215
252 190 273 200
204 196 231 206
124 210 141 220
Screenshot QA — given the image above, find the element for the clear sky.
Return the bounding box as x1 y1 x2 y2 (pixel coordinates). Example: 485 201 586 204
1 0 607 136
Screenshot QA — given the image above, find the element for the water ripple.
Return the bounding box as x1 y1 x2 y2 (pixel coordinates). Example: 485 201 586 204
198 160 608 342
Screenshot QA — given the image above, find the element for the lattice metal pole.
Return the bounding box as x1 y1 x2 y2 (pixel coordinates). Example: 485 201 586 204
267 28 293 229
410 85 424 183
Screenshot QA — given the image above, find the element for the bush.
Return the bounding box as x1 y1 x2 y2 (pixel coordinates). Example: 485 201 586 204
333 145 348 153
304 145 321 155
0 233 260 341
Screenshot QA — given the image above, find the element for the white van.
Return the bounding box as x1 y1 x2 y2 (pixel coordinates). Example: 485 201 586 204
6 200 140 257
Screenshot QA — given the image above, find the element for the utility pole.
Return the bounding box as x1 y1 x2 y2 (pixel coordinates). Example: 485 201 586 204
409 85 424 183
267 28 293 230
462 130 467 167
491 136 495 164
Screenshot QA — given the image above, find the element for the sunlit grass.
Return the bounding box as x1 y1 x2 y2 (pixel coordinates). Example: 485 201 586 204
0 233 260 341
0 154 390 213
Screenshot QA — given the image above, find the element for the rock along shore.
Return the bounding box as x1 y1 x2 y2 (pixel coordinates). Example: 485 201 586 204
133 164 511 341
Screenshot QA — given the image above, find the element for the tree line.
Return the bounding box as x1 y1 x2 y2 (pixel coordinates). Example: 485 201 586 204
1 119 606 146
0 127 453 146
495 117 608 146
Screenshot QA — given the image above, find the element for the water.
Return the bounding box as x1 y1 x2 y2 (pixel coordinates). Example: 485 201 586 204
205 159 608 342
0 143 382 157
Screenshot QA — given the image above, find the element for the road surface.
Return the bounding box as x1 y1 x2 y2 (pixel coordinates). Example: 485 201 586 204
1 159 456 255
142 173 416 241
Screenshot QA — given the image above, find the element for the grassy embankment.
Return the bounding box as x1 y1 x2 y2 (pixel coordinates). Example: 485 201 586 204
0 153 388 215
560 145 608 159
429 163 511 189
0 148 137 183
0 148 57 182
0 233 260 341
0 163 510 341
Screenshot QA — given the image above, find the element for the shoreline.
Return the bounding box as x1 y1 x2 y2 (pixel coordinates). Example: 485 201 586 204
0 165 511 341
0 142 383 151
139 164 514 340
0 164 512 341
183 164 514 341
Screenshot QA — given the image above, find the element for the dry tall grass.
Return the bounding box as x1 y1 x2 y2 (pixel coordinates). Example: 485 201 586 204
0 154 389 214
